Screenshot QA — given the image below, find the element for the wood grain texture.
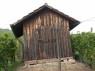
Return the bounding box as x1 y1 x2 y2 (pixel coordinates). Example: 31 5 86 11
23 10 72 61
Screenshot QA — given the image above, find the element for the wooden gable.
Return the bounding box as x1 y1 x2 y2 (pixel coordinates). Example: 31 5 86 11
10 4 80 38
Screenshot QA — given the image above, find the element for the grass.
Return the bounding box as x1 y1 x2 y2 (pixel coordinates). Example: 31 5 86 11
8 61 23 71
0 61 23 71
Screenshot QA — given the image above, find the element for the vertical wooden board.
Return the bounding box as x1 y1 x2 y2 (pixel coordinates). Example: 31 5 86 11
42 12 46 59
34 21 36 60
63 19 65 57
51 27 53 58
49 14 53 58
63 19 67 57
51 12 56 58
47 28 50 59
27 24 31 60
26 25 29 60
35 29 39 60
45 12 48 58
38 43 41 60
59 29 62 58
59 16 63 58
28 20 33 60
36 28 39 60
33 20 37 60
47 11 49 26
55 13 58 58
48 12 52 58
57 15 60 58
43 27 46 59
31 21 35 60
30 21 33 60
31 25 33 60
37 16 41 59
39 28 42 59
29 23 33 60
25 25 28 60
43 27 47 59
35 17 39 60
37 16 41 28
24 24 29 60
49 27 51 58
67 21 72 57
49 27 52 58
60 16 63 58
51 11 58 58
60 31 63 57
23 25 27 61
61 20 65 57
57 15 61 58
42 11 46 59
47 27 49 59
50 13 56 58
66 20 69 57
23 25 25 60
45 29 49 59
37 13 42 59
65 20 69 57
51 28 54 58
46 12 49 59
66 20 72 57
53 13 57 58
64 20 67 57
41 28 43 59
32 21 37 60
43 11 47 27
67 20 72 57
53 28 56 58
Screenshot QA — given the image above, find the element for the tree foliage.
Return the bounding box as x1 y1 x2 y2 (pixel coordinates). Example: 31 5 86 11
0 33 17 71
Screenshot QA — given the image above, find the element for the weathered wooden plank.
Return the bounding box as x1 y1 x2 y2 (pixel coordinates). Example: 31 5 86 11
63 19 67 57
24 24 29 60
66 20 69 57
65 20 69 57
67 20 72 57
23 25 27 61
23 10 72 61
61 18 64 58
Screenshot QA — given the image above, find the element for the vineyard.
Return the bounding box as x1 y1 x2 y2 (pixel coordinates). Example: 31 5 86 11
0 29 95 71
71 32 95 68
0 31 23 71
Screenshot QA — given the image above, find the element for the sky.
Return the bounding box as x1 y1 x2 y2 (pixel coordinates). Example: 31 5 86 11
0 0 95 33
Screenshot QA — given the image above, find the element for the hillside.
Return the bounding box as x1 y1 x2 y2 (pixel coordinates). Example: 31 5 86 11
0 28 12 34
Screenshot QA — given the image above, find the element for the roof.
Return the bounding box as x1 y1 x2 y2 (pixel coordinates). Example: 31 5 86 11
10 3 80 38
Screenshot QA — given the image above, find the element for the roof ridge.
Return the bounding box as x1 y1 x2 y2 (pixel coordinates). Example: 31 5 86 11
44 3 48 6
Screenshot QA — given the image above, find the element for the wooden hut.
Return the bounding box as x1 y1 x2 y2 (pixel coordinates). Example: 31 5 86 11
10 4 80 64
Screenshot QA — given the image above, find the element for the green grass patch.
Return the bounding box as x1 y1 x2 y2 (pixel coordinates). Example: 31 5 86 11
8 61 23 71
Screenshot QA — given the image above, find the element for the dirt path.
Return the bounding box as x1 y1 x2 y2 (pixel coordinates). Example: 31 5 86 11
16 60 93 71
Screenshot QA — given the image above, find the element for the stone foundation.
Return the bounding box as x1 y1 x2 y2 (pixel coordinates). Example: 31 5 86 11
24 57 74 65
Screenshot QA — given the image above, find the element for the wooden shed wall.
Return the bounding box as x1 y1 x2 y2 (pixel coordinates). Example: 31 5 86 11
23 9 72 61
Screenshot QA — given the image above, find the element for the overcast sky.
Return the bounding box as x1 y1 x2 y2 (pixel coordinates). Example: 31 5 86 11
0 0 95 33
